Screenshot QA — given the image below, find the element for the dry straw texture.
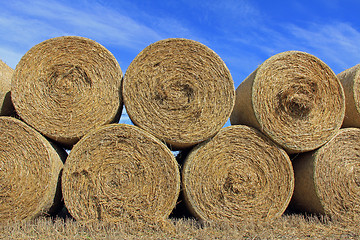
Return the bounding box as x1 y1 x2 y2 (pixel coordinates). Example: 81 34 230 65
181 125 294 222
230 51 345 153
0 116 65 222
123 38 235 149
11 36 123 146
0 60 14 116
62 124 180 223
1 215 359 240
337 64 360 127
291 128 360 224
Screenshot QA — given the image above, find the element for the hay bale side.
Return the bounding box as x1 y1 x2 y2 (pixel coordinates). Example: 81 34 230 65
0 60 14 116
0 117 65 222
337 64 360 127
62 124 180 222
182 125 294 222
11 36 123 146
230 51 345 153
123 38 235 149
291 128 360 223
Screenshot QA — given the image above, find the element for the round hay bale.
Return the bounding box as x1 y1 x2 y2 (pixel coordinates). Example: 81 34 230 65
181 125 294 222
11 36 123 146
230 51 345 153
291 128 360 223
62 124 180 222
123 38 235 149
0 116 65 222
337 64 360 127
0 60 14 116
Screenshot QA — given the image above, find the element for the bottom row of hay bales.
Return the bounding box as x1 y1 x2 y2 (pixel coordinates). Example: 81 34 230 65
0 116 359 224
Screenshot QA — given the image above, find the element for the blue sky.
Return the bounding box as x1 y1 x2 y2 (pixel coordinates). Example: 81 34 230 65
1 0 360 125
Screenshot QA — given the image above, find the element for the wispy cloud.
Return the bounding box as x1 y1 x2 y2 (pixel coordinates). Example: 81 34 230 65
205 0 260 24
189 0 360 78
2 0 162 48
2 0 359 79
285 22 360 72
218 20 360 83
0 47 23 70
0 0 168 68
186 0 261 26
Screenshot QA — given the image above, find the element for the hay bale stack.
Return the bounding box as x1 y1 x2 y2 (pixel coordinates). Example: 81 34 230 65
181 125 294 222
0 60 14 116
62 124 180 222
291 128 360 223
11 36 123 146
0 116 65 222
337 64 360 127
123 38 235 149
230 51 345 153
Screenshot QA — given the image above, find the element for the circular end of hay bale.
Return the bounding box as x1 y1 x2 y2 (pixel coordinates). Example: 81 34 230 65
0 117 64 222
337 64 360 127
123 38 235 149
0 60 14 116
11 36 123 146
182 125 294 222
253 51 345 152
293 128 360 223
231 51 345 153
62 124 180 222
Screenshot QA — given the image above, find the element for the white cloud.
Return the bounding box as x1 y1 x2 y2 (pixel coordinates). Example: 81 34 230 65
208 0 260 20
2 0 359 79
2 0 162 49
0 0 169 66
190 0 260 26
222 20 360 77
285 22 360 72
0 47 22 69
0 14 64 46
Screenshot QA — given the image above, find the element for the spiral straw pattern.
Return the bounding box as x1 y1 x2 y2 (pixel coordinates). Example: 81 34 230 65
0 117 65 222
182 125 294 222
230 51 345 153
123 38 235 149
62 124 180 222
11 36 123 146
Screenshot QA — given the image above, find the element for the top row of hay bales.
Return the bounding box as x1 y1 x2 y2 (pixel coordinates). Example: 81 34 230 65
1 36 360 224
2 36 357 154
3 36 236 151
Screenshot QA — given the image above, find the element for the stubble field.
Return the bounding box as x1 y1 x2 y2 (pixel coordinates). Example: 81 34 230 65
0 213 359 239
